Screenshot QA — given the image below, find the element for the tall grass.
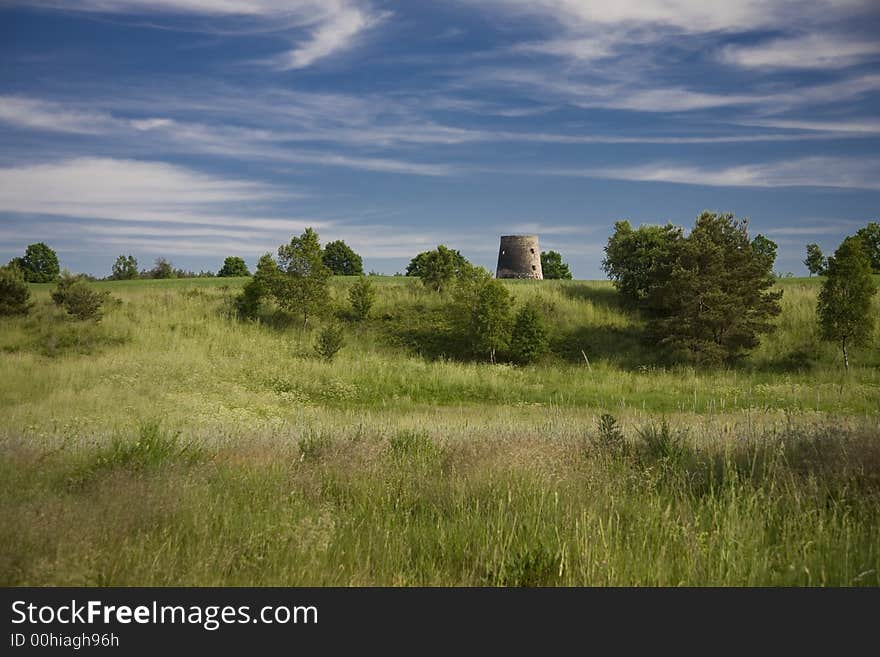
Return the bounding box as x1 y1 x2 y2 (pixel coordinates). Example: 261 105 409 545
1 419 877 586
0 276 878 585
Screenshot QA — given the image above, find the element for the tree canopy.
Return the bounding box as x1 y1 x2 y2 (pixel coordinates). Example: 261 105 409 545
274 228 331 326
406 247 468 280
540 250 572 279
111 254 138 280
11 242 60 283
646 212 783 364
602 221 682 307
817 236 877 370
218 256 251 277
855 222 880 273
408 245 470 293
323 240 364 276
803 244 826 277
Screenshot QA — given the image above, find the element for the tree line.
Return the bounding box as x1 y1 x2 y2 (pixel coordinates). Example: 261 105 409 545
2 217 876 369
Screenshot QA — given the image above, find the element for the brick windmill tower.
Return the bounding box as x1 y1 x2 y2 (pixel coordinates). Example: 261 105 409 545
495 235 543 279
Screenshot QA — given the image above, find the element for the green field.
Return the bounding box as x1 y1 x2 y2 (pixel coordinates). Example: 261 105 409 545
1 276 878 585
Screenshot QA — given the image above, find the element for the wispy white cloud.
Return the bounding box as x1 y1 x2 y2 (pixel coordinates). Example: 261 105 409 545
274 3 386 70
543 157 880 190
16 1 382 69
461 66 880 113
469 0 870 33
720 33 880 70
738 118 880 134
0 96 122 134
18 1 306 14
513 35 617 62
0 157 306 228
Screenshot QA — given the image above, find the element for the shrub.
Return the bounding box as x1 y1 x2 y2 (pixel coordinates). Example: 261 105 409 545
70 421 200 486
348 275 375 320
0 264 32 316
51 270 86 306
315 323 345 361
63 281 110 321
449 265 513 362
509 303 548 364
235 253 277 319
636 420 686 462
591 413 626 455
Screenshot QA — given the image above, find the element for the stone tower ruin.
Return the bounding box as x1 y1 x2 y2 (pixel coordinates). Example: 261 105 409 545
496 235 543 279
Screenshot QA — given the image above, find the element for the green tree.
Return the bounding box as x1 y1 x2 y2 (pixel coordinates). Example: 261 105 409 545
0 264 31 316
855 222 880 273
411 245 469 293
406 247 468 279
817 236 878 370
540 250 572 279
275 227 331 326
751 234 778 271
236 253 278 319
348 275 375 320
450 265 514 362
602 221 682 307
804 243 826 277
63 280 110 321
218 256 251 277
647 212 783 364
12 242 60 283
51 270 87 305
111 254 139 280
315 323 345 361
147 258 174 279
323 240 364 276
509 302 549 364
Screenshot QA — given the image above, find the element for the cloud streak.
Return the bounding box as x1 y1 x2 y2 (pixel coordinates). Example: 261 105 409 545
14 1 382 69
0 157 312 229
543 157 880 190
719 33 880 70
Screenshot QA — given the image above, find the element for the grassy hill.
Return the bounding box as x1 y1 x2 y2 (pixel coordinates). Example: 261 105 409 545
1 276 878 585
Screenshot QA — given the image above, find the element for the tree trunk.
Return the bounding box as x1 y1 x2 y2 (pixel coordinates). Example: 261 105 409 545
842 339 849 371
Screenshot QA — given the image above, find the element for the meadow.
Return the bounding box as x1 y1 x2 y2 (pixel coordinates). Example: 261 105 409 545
1 276 878 585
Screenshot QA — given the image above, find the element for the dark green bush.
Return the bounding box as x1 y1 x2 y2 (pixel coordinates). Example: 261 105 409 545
0 265 31 316
348 275 375 320
315 323 345 361
510 303 548 364
590 413 627 455
63 281 110 321
51 270 87 306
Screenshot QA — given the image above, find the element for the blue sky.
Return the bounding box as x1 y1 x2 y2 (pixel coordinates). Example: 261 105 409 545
1 1 879 278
